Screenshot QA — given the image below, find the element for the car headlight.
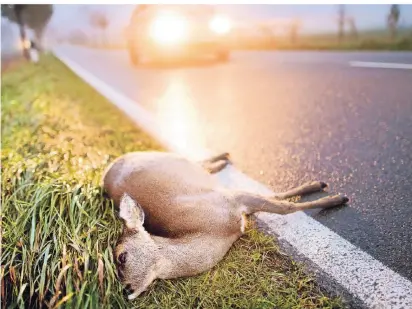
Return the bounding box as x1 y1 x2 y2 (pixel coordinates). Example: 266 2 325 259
209 16 231 35
149 12 188 45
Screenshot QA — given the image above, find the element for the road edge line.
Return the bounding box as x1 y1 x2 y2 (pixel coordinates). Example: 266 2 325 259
350 61 412 70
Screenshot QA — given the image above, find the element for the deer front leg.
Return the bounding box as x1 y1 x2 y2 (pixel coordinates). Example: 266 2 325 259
275 181 328 200
234 192 348 215
200 152 231 174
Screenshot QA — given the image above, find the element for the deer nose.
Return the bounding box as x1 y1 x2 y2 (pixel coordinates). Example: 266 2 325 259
123 284 134 297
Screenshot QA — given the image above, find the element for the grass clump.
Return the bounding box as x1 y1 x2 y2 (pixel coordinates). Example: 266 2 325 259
1 56 343 308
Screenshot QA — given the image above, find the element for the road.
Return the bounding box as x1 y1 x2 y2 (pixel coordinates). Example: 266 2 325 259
56 45 412 283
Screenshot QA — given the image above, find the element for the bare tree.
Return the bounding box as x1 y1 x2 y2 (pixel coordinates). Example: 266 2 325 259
24 5 54 51
387 4 400 39
348 16 358 40
89 10 109 47
289 19 301 45
337 4 346 42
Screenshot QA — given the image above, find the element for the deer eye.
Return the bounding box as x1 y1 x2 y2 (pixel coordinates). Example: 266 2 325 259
118 252 127 264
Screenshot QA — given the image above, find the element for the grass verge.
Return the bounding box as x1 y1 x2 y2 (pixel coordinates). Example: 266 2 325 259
234 34 412 51
1 55 344 308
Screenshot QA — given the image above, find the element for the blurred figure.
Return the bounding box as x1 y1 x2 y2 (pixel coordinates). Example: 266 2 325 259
28 39 39 63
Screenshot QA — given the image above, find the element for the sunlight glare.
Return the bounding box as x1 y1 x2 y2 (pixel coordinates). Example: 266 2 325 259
156 78 206 160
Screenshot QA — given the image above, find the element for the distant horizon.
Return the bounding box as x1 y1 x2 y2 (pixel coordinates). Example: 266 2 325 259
46 4 412 37
2 4 411 41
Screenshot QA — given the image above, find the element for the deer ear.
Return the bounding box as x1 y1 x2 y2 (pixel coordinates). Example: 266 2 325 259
119 193 145 230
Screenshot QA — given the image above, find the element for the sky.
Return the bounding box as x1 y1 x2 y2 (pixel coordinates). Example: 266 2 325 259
46 4 412 38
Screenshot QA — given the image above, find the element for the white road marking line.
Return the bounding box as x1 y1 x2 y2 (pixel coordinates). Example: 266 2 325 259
54 47 412 309
350 61 412 70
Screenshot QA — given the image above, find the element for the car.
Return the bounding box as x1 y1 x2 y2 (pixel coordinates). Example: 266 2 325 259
126 5 232 65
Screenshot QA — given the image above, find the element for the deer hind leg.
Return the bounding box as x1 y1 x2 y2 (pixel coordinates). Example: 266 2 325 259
234 192 348 215
275 181 328 200
200 152 231 174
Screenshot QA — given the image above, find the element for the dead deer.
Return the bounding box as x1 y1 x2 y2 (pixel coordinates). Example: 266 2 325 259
102 151 348 300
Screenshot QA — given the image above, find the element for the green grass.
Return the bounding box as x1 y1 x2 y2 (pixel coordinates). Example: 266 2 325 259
1 56 344 308
233 30 412 51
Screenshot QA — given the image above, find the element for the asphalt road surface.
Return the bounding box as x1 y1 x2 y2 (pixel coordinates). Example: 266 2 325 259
57 45 412 282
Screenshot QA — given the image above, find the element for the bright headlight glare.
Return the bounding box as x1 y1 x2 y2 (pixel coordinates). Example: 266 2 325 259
150 12 188 45
209 16 231 34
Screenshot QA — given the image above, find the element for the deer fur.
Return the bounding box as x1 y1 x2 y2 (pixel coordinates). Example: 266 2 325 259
102 151 348 300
